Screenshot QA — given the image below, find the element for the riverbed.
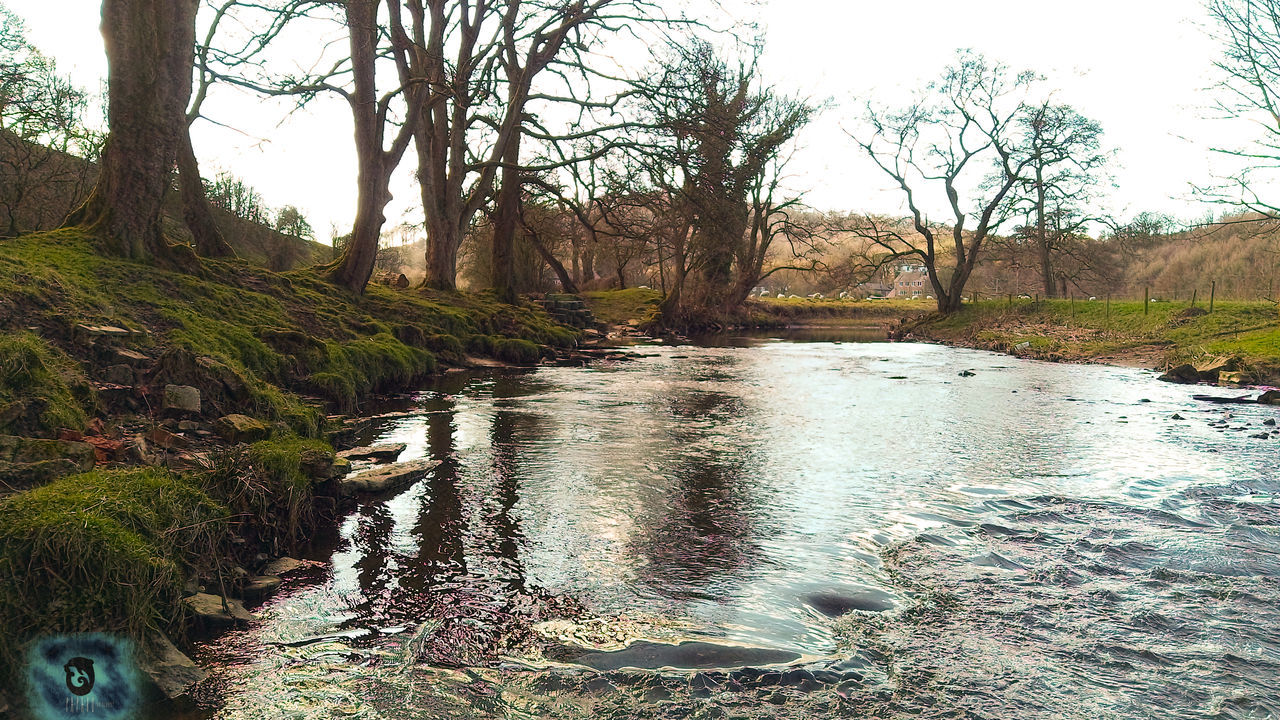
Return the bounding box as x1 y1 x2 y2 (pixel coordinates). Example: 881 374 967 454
176 337 1280 719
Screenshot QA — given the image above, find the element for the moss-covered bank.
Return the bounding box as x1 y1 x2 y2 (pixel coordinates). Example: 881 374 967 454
0 228 581 703
0 228 578 437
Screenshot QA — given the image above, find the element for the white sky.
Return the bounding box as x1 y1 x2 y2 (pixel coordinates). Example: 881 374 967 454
5 0 1249 242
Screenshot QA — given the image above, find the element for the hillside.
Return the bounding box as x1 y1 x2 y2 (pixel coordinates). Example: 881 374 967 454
0 129 332 269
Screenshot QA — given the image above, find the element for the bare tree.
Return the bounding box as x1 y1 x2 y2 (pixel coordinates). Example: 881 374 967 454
1203 0 1280 215
1013 101 1110 297
849 50 1035 314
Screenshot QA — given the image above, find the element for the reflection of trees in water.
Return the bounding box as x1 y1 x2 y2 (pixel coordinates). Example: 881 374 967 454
633 386 764 600
339 374 554 634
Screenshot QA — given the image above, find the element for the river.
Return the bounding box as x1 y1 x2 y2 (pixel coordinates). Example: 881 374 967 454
175 336 1280 719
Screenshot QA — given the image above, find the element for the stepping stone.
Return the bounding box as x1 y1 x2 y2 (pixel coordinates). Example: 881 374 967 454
241 575 282 601
338 459 440 496
337 442 407 463
262 557 306 576
183 593 254 628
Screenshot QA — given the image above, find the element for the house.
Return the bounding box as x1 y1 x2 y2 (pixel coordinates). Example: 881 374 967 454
890 264 930 298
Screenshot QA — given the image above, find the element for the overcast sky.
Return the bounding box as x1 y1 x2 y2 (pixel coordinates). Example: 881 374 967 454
7 1 1245 242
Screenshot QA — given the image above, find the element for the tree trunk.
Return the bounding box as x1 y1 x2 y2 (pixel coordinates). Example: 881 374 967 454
325 0 408 294
66 0 198 263
490 134 522 303
1036 159 1055 299
526 230 578 293
177 124 234 258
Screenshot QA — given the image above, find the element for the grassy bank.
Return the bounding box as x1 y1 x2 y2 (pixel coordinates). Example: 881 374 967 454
0 229 580 700
0 228 577 437
907 298 1280 379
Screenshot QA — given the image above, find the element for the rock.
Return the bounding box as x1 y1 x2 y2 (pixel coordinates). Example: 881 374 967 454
162 384 202 416
178 420 201 432
147 426 187 449
139 633 207 700
102 364 135 386
213 414 270 444
241 575 282 601
1251 433 1272 439
113 348 152 367
1170 414 1185 420
297 445 343 482
1265 419 1277 426
1219 371 1249 385
1159 364 1201 384
337 443 407 463
958 370 976 377
83 435 125 463
262 557 306 576
0 435 95 488
1259 390 1280 405
801 588 897 616
74 323 147 340
339 459 440 496
182 593 255 629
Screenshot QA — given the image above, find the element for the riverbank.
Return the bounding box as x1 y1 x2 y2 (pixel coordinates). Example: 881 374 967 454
902 298 1280 383
582 289 934 332
583 289 1280 382
0 228 582 709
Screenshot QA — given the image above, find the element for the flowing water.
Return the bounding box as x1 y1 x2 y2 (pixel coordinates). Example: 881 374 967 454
178 337 1280 719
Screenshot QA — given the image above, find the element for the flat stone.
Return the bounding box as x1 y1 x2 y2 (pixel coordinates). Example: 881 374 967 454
113 348 152 367
162 384 202 415
241 575 282 601
261 557 306 576
213 414 270 444
1259 390 1280 406
183 593 254 628
338 459 440 496
75 324 146 338
337 442 407 463
801 588 897 616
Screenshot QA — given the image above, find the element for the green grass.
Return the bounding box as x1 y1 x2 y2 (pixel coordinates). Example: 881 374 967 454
0 229 578 429
0 468 226 682
0 332 93 436
914 298 1280 375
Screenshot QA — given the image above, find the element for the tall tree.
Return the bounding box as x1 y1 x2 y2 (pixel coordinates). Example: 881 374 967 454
65 0 201 262
1014 101 1108 297
633 40 814 322
326 0 420 293
850 50 1034 314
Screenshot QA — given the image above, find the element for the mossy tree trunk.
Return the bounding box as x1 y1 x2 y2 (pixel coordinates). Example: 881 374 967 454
65 0 199 263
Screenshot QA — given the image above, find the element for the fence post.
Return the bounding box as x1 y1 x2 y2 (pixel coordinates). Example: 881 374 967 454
1210 280 1216 313
1070 293 1076 323
1191 288 1198 308
1144 286 1149 316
